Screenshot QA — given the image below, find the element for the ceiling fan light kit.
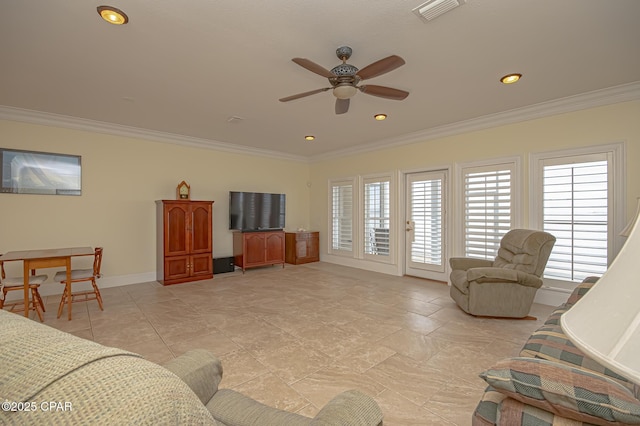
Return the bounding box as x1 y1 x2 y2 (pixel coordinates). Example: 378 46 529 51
279 46 409 115
333 84 358 99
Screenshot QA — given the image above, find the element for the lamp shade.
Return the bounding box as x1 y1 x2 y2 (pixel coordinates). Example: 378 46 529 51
620 197 640 237
561 203 640 385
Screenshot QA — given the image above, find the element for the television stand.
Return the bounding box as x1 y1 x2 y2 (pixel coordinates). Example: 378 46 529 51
233 230 285 272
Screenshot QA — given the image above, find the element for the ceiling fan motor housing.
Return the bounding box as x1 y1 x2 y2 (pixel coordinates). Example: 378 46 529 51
329 63 359 99
330 63 358 76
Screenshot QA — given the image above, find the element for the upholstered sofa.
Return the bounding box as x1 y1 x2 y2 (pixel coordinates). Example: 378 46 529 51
0 309 383 425
473 277 640 425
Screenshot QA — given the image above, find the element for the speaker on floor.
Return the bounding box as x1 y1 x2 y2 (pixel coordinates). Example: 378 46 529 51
213 257 235 274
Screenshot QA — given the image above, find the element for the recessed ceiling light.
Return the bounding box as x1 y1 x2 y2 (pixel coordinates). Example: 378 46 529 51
304 135 315 141
500 73 522 84
97 6 129 25
374 114 387 121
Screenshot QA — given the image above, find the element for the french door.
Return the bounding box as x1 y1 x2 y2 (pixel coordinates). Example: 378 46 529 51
405 171 448 281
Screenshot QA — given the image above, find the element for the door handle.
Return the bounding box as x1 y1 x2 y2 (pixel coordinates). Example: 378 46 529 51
406 220 415 242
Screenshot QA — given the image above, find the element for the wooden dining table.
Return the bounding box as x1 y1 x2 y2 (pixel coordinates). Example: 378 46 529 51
1 247 94 321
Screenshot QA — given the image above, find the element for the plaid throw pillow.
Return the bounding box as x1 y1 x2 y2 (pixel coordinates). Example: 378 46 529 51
480 357 640 426
520 322 633 389
542 306 568 326
566 277 599 306
473 386 506 425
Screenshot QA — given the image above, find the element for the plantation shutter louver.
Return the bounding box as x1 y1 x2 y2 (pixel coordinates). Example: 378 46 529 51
364 179 390 256
542 158 609 282
331 183 353 252
464 167 513 259
410 178 442 265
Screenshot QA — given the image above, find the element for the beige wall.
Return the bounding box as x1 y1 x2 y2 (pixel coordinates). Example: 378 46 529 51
0 120 310 284
1 100 638 290
308 101 640 273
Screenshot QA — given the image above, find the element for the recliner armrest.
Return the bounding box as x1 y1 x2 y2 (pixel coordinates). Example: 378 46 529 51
163 349 223 405
467 267 543 288
449 257 493 271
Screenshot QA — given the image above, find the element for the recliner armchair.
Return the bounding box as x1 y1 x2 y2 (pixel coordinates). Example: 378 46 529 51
449 229 556 318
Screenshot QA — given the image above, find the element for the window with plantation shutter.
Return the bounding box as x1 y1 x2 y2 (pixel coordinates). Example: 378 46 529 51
462 164 515 260
364 178 390 257
330 180 354 253
541 156 609 282
531 143 625 289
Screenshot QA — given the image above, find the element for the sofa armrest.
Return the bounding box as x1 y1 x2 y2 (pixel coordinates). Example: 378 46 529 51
449 257 493 271
207 389 383 426
467 267 543 288
207 388 311 426
312 389 383 426
163 349 223 405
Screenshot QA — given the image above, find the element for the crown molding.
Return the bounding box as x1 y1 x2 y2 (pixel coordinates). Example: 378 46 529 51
0 106 309 163
1 81 638 164
309 81 640 162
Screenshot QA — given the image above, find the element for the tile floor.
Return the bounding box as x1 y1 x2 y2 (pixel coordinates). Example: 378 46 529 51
34 262 554 425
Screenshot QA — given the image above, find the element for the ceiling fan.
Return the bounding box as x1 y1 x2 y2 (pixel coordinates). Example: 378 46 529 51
279 46 409 115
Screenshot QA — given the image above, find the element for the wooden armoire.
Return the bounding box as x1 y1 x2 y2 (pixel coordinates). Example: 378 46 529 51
156 200 214 285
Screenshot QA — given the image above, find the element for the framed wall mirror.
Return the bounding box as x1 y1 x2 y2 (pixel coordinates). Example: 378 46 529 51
0 148 82 195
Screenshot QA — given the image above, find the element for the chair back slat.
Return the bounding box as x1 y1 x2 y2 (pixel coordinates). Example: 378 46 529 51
93 247 103 277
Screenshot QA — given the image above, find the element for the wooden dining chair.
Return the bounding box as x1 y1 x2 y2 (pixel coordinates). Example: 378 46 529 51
0 258 47 322
55 247 104 319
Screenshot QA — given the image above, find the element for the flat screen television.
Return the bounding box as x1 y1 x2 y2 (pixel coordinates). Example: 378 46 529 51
229 191 286 231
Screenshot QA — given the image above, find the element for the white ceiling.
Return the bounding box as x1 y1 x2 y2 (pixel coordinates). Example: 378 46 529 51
1 0 639 160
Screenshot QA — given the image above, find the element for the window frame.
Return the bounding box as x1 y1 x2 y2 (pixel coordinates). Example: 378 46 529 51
530 142 626 289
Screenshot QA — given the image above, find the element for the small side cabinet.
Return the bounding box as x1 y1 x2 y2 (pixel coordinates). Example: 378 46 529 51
233 230 286 272
285 231 319 265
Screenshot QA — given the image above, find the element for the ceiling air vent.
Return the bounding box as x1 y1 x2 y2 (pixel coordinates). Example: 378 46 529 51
413 0 462 21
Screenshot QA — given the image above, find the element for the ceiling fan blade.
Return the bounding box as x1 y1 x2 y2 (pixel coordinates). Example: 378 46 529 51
335 98 350 115
291 58 335 78
357 55 405 80
359 85 409 100
279 87 330 102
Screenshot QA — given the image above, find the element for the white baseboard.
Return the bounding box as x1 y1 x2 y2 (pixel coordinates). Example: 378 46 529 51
320 254 402 276
3 272 157 301
534 286 571 307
